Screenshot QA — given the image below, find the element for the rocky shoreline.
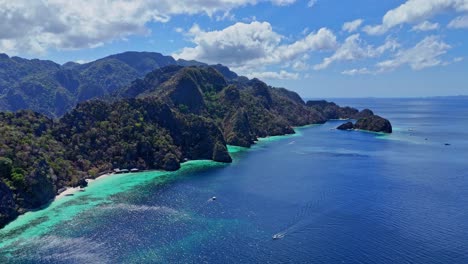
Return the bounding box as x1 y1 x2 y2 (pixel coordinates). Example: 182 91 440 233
0 62 392 229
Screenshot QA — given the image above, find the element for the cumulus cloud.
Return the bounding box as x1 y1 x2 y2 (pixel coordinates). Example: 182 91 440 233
342 19 364 33
314 34 399 70
174 21 337 74
363 0 468 35
411 21 440 31
448 15 468 28
175 22 283 65
377 36 451 71
0 0 296 55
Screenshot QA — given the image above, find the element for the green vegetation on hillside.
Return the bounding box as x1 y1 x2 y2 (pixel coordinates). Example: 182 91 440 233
0 52 176 117
0 52 391 229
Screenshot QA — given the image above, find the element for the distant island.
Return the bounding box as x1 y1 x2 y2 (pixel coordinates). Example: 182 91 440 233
0 52 391 228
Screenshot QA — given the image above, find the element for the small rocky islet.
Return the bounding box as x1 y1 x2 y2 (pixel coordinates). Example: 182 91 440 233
0 52 391 228
336 115 393 133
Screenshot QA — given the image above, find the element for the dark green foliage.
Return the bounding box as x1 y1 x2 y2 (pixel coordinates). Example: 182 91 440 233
116 65 184 99
0 111 78 222
306 100 359 119
212 142 232 163
120 66 326 147
0 157 12 180
0 52 176 117
0 97 230 227
0 179 17 228
55 99 185 172
0 55 389 229
354 115 392 133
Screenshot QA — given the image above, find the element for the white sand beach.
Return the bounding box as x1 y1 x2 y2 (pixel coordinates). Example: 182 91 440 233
54 173 116 201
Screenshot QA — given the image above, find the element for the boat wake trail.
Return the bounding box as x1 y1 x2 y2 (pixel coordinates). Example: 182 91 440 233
272 202 326 240
272 191 362 240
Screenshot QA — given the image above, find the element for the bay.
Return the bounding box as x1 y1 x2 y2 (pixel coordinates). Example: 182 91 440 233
1 97 468 263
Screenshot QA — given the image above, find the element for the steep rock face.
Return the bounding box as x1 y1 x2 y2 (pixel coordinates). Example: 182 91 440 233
210 64 238 81
249 79 273 109
222 109 255 147
0 52 179 117
165 73 206 114
273 88 305 105
306 100 359 119
20 160 56 209
77 58 140 101
117 65 183 98
0 180 17 229
219 85 241 105
0 97 232 226
104 51 177 74
146 67 228 115
354 115 392 133
355 109 374 119
270 89 326 126
120 66 327 146
175 113 229 163
212 142 232 163
337 122 354 130
0 60 393 228
56 98 231 172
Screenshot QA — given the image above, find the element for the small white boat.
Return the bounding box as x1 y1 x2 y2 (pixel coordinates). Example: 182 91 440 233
272 233 284 240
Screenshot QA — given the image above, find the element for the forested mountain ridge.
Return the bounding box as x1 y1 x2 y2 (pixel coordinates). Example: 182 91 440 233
0 52 247 118
0 52 176 117
0 52 392 229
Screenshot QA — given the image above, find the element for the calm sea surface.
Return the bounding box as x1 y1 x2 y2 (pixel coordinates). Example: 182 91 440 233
1 97 467 263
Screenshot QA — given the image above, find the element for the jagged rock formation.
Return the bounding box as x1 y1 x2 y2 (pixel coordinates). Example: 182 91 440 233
335 115 392 133
0 53 392 228
354 115 392 133
0 52 178 117
337 122 354 130
0 52 249 118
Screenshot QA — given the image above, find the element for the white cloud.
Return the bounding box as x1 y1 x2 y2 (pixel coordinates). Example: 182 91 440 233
342 19 364 33
341 68 373 75
363 0 468 35
314 34 399 70
0 0 296 55
292 59 309 71
174 21 337 74
307 0 317 8
411 21 440 31
448 15 468 28
175 22 283 65
216 11 236 21
246 70 299 80
377 36 451 71
272 0 296 5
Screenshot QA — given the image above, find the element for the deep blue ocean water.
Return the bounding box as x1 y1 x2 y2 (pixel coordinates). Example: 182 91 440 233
1 97 468 263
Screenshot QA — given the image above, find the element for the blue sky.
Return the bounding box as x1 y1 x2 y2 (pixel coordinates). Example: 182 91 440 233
0 0 467 98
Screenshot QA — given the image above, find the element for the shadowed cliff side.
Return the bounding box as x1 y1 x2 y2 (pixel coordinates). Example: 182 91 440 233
0 64 391 228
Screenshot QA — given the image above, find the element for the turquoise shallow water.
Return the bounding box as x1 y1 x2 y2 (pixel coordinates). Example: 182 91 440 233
1 97 468 263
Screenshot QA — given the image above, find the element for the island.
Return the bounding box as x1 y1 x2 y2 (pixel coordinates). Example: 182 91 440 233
0 52 392 228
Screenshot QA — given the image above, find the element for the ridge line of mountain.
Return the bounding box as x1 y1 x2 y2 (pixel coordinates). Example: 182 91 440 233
0 51 392 229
